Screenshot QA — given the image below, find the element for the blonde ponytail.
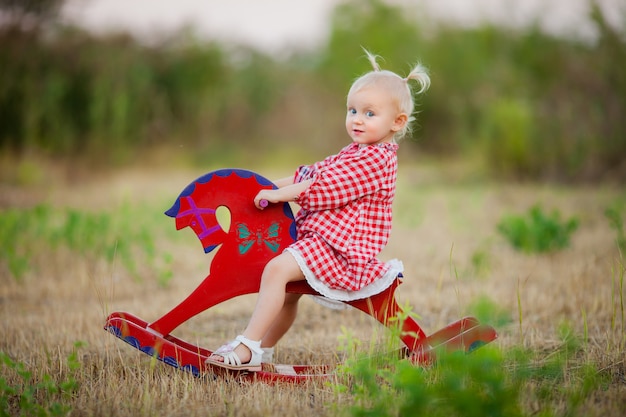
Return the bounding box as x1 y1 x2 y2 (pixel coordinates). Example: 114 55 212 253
404 63 430 95
362 47 382 72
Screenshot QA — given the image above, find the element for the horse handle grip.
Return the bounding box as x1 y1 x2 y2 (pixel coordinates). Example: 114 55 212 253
259 199 269 208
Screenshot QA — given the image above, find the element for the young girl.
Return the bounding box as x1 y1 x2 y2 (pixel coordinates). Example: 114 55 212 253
207 51 430 371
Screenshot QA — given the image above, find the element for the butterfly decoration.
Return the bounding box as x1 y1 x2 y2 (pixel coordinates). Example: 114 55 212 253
236 222 281 255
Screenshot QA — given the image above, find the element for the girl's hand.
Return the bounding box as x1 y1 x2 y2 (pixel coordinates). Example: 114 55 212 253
254 189 279 210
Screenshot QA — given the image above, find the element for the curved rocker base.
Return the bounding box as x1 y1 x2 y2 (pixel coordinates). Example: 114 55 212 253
104 310 497 383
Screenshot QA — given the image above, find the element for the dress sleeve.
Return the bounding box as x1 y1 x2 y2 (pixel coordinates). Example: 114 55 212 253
293 148 343 183
296 145 394 211
293 163 316 183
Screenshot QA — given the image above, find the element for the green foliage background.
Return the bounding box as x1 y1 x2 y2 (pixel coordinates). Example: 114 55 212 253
1 0 625 182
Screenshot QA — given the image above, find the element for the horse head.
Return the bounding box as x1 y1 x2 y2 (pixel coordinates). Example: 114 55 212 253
165 168 296 261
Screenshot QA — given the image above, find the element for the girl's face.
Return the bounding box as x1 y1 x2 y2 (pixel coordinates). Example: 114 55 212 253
345 86 407 146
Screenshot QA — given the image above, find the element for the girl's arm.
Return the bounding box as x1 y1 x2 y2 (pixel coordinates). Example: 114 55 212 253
254 179 312 209
272 176 295 188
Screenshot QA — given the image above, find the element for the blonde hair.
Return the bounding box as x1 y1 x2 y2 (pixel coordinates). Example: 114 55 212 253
347 49 430 141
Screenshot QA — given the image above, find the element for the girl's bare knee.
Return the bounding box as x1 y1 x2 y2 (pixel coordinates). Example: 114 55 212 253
260 253 304 292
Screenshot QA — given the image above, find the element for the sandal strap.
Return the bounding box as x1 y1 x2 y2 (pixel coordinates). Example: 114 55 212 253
210 335 264 368
235 335 264 356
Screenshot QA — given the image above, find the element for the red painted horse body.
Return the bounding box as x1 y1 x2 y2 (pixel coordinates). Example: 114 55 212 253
148 169 297 336
104 168 497 382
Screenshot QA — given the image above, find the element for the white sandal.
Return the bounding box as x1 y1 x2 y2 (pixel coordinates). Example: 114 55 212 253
205 335 264 371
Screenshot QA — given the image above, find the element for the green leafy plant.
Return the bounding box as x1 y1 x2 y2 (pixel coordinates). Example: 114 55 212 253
497 205 579 253
605 202 626 253
335 323 606 417
0 342 84 417
336 347 526 417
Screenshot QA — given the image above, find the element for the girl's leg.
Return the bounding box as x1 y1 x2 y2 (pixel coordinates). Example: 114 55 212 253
261 292 302 349
209 252 304 364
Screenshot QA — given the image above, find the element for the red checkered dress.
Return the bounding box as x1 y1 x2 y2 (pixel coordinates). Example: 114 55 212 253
286 142 402 301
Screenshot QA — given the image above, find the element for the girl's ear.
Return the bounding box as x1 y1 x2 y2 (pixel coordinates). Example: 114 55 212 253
392 113 409 132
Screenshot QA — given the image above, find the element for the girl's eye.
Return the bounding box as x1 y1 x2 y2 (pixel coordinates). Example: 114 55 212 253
366 111 375 117
348 108 356 115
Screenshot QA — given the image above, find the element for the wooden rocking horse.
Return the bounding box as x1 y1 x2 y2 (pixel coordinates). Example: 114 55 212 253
104 169 497 383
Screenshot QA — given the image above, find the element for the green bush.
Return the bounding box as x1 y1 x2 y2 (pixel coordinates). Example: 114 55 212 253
481 98 535 179
335 325 606 417
337 348 524 417
497 205 579 253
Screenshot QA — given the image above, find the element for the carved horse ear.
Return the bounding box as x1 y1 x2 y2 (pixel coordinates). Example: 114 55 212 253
164 204 179 219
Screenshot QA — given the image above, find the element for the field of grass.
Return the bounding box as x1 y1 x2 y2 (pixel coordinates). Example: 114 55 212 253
1 160 624 416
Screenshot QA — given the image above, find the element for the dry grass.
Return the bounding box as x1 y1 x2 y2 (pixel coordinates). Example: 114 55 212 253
1 160 625 416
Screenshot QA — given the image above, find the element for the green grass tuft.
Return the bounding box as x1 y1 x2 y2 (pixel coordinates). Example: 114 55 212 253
497 205 579 253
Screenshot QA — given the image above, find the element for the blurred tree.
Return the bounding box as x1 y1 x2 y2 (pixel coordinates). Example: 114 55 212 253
0 0 63 26
320 0 425 86
589 0 626 177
